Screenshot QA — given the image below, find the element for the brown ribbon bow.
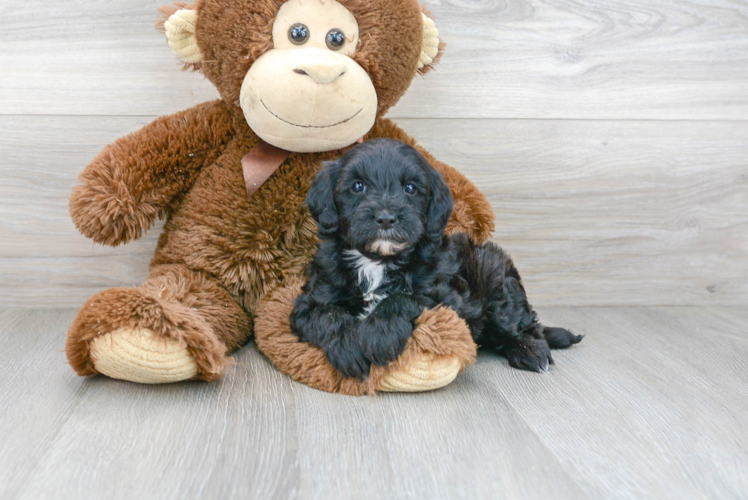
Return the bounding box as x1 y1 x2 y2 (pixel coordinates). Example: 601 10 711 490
241 137 364 198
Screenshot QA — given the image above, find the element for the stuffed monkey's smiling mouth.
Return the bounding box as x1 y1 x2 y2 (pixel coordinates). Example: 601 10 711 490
261 99 362 129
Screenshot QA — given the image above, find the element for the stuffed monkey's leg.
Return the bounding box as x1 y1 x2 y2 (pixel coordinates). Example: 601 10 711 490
66 264 251 383
255 278 478 395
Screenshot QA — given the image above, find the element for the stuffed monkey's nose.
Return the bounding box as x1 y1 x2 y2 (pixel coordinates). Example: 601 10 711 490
290 49 347 84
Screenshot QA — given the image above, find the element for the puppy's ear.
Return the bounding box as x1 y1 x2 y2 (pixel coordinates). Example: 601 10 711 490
425 164 454 238
306 159 342 236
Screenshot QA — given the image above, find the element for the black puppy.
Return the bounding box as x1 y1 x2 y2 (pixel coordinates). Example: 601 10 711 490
291 139 582 380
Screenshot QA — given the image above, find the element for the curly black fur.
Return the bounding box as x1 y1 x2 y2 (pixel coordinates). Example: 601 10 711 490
291 139 583 380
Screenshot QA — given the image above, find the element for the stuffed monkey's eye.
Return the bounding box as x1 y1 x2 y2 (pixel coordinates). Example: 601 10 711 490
352 182 366 193
326 29 346 50
404 183 416 195
289 23 309 45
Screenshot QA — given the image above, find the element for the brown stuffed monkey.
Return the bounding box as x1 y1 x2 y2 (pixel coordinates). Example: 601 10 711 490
66 0 495 394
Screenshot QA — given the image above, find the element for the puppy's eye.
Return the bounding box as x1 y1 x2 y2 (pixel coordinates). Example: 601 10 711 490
404 183 417 195
352 182 366 193
288 23 309 45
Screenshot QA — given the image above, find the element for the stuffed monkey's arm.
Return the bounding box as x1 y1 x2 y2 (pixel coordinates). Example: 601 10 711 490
369 118 495 244
70 100 235 246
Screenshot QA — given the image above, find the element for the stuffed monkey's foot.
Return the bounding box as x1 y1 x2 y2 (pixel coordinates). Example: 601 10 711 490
255 278 477 395
379 352 462 392
66 287 228 383
89 327 198 384
67 265 252 384
371 306 476 393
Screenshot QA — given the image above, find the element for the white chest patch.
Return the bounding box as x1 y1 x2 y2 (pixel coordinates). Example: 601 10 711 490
343 249 391 318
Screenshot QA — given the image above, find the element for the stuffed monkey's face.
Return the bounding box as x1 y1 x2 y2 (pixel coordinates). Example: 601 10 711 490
240 0 377 153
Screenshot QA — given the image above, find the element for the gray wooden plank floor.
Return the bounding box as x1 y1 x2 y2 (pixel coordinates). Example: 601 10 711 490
1 307 747 500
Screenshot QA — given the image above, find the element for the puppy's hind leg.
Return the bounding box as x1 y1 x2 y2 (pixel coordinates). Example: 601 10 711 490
484 277 583 371
460 238 580 372
481 277 554 373
483 277 584 371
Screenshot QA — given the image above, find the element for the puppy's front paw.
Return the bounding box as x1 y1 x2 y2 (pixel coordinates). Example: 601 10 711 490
359 316 413 367
325 347 371 380
505 338 553 373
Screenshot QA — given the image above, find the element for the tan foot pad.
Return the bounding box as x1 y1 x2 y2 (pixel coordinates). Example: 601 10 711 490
89 327 198 384
380 352 462 392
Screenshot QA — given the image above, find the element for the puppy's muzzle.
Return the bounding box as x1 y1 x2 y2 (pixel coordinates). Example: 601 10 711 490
368 239 407 256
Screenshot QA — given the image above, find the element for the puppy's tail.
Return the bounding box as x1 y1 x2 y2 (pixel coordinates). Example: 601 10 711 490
542 326 584 349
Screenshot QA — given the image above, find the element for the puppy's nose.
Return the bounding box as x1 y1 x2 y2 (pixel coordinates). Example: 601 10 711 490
375 211 398 230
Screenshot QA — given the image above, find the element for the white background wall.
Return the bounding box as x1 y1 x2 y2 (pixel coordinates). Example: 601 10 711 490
1 0 746 307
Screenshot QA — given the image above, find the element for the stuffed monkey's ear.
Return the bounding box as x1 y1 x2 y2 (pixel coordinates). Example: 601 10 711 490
306 160 342 236
417 10 444 75
160 7 204 65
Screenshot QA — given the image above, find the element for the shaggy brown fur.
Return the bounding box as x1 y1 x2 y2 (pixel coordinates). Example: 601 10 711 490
66 0 494 387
